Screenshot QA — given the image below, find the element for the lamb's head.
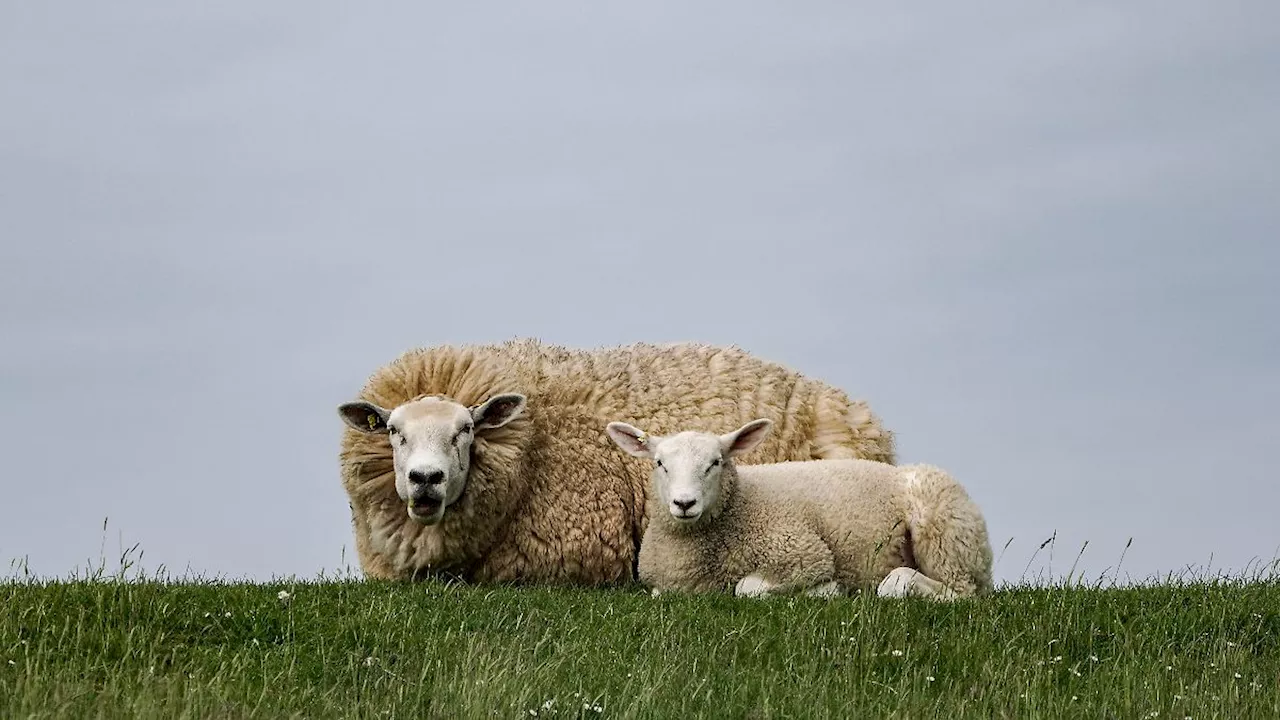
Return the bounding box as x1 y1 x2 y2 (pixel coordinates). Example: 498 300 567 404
338 392 527 525
606 418 774 526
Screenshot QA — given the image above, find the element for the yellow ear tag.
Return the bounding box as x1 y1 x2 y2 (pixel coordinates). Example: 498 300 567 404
636 431 647 444
367 413 379 430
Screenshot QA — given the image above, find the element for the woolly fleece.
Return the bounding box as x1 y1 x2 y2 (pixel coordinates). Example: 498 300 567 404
338 338 895 585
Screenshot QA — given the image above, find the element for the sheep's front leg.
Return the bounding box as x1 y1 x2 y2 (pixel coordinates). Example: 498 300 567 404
735 574 841 599
804 580 843 598
734 574 777 598
735 533 839 599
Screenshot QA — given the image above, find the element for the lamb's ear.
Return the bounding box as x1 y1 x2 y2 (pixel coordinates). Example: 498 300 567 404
720 418 774 457
605 422 655 459
338 401 392 434
471 393 526 430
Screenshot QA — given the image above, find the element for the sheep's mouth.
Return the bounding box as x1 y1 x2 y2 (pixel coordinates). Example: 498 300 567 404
407 497 445 522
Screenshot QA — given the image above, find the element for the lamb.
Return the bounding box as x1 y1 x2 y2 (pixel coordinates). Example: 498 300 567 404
605 417 994 600
336 338 897 586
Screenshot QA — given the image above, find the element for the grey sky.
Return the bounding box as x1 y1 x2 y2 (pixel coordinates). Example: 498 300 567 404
2 2 1277 586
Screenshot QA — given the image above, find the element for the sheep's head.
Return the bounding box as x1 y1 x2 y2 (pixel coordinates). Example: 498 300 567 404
605 418 774 526
338 393 527 525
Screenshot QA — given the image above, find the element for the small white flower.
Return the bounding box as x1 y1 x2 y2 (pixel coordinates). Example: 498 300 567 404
1234 673 1242 679
528 711 537 717
363 656 377 667
1070 668 1082 677
542 700 554 710
225 612 232 618
1089 655 1099 662
891 650 903 657
926 676 935 682
278 590 292 602
1226 641 1237 647
7 660 15 666
1051 655 1063 663
1071 695 1078 702
1165 665 1173 671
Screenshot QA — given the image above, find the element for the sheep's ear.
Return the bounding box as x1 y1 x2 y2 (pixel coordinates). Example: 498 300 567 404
339 401 392 434
605 422 655 459
471 393 526 430
720 418 773 457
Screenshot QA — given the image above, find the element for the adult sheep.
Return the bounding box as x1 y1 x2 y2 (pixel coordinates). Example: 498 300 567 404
336 338 895 586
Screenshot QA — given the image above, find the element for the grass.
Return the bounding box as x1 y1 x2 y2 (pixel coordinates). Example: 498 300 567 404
2 556 1279 720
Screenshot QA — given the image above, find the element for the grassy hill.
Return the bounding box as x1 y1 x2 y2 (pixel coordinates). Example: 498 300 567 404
2 562 1278 719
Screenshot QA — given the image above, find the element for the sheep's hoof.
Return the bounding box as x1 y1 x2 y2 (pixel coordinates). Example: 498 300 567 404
734 574 775 598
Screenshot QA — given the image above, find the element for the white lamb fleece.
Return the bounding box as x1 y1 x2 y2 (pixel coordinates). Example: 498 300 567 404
605 418 995 600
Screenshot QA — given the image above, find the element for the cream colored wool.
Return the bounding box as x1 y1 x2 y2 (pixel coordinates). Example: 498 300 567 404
337 338 895 585
607 418 993 600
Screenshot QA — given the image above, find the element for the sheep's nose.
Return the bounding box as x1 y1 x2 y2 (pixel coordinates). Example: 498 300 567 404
673 498 697 512
408 469 445 486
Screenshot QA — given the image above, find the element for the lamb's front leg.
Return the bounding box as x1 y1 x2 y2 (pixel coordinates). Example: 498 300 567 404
734 574 777 598
734 532 838 599
734 571 841 599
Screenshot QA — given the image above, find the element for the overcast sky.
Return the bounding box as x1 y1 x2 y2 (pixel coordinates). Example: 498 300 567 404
2 2 1277 588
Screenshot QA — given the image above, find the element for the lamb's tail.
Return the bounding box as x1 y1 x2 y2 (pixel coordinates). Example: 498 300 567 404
900 464 995 597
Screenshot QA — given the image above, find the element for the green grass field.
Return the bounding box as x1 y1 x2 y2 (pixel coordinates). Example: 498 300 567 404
3 549 1279 720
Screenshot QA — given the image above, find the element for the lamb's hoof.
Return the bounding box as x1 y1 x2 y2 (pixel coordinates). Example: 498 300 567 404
877 567 921 599
805 580 842 599
650 587 662 598
735 574 775 598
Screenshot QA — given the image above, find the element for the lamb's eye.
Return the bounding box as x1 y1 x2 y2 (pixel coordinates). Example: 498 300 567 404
655 459 664 469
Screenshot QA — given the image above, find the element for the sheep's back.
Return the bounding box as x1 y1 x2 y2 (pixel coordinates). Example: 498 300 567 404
517 340 895 465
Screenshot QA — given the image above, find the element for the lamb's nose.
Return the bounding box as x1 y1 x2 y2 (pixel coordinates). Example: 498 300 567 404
409 469 445 486
673 498 697 512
